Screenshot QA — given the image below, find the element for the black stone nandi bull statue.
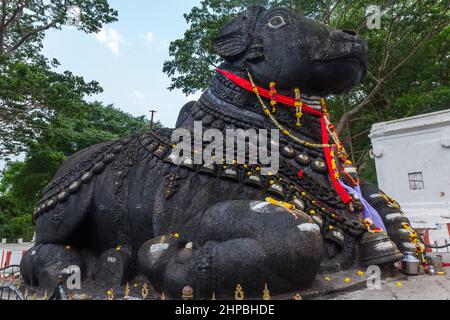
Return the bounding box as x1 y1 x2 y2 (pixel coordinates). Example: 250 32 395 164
21 6 423 299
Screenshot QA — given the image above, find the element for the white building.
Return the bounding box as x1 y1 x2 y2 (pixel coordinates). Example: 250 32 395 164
370 109 450 231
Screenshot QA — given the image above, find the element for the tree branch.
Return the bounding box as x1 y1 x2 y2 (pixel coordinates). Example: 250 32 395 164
322 0 342 24
5 20 57 56
337 15 448 135
3 0 27 29
356 150 369 168
0 0 8 51
383 25 444 80
0 0 7 28
379 3 395 75
0 0 29 54
337 82 382 134
335 0 362 28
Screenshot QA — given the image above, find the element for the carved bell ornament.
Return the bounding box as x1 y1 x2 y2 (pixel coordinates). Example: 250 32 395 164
222 167 239 181
293 197 305 210
359 232 404 266
180 157 195 170
198 164 218 176
311 215 323 230
267 182 284 197
296 153 311 166
311 158 328 174
324 228 345 248
244 172 263 188
280 145 295 159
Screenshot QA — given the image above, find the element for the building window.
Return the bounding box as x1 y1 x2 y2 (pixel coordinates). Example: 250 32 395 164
408 172 424 190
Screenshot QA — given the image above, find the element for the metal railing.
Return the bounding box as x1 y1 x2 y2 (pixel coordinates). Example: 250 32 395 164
0 265 69 301
0 265 21 279
0 265 24 300
426 239 450 252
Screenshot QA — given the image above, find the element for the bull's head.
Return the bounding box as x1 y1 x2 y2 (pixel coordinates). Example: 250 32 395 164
213 6 368 96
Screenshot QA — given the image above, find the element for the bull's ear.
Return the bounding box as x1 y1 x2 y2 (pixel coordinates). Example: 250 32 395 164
212 32 251 61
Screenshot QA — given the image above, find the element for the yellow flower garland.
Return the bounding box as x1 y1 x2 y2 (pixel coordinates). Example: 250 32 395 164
402 222 426 263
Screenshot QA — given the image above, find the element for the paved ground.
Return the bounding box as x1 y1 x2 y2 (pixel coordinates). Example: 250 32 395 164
317 268 450 300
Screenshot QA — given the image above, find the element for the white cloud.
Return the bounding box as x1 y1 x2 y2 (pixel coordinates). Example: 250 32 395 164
95 27 125 55
141 32 169 51
133 90 145 100
144 32 155 43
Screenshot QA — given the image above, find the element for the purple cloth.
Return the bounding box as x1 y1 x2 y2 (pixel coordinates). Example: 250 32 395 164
338 181 387 232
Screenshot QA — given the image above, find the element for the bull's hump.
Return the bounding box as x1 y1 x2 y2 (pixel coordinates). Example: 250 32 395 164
33 130 171 222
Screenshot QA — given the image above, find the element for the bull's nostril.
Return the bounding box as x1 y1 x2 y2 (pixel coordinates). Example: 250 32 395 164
342 29 357 36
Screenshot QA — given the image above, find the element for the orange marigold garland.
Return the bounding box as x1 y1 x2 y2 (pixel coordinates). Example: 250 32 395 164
382 193 401 210
330 148 340 181
269 82 277 113
364 218 383 234
321 107 360 185
402 222 427 265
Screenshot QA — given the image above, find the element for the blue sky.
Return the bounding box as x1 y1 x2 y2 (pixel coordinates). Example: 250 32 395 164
1 0 202 172
42 0 202 127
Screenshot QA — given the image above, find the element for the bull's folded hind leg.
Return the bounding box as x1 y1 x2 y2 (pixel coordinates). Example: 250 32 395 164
20 244 87 289
22 176 95 289
138 200 323 299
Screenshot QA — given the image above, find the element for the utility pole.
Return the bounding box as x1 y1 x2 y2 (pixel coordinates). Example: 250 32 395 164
149 110 157 129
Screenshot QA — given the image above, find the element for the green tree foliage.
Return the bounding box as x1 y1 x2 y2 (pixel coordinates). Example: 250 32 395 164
164 0 449 183
0 162 34 241
0 57 103 155
0 102 149 241
0 0 118 155
0 0 117 59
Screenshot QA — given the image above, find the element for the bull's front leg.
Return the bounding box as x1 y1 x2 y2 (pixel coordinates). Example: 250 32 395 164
360 181 426 256
138 200 323 299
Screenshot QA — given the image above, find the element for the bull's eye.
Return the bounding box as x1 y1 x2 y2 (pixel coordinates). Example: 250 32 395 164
268 15 286 29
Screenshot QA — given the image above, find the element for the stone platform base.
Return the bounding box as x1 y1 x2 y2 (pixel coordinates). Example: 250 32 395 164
19 268 418 300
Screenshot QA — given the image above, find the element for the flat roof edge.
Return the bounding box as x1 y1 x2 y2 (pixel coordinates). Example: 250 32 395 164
370 109 450 138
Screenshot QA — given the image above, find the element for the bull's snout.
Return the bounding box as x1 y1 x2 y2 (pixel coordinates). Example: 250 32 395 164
329 29 368 68
330 29 360 41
